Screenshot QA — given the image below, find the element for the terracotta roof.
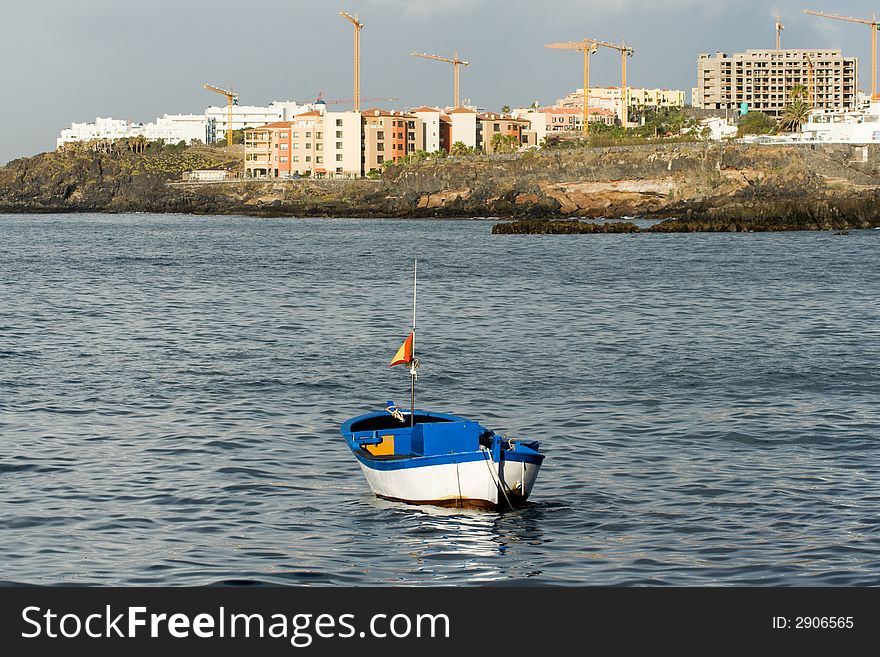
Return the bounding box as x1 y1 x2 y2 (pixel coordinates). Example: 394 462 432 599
478 112 528 122
294 110 322 118
410 106 441 112
362 108 414 118
447 107 477 114
246 121 294 130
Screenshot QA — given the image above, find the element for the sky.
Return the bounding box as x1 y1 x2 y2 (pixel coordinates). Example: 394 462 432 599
0 0 877 164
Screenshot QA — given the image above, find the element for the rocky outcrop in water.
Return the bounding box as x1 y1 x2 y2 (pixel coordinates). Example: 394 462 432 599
4 142 880 230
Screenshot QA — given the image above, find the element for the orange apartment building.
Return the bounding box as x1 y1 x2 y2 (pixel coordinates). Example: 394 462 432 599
244 110 364 178
476 112 530 153
360 108 424 173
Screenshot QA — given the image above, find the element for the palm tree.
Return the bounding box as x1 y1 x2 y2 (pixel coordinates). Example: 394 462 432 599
780 99 810 132
789 83 807 102
450 141 471 156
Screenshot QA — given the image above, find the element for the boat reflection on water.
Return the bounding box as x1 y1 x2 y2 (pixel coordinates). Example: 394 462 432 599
367 496 548 583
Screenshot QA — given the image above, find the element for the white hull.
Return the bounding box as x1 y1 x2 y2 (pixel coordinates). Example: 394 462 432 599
358 451 542 509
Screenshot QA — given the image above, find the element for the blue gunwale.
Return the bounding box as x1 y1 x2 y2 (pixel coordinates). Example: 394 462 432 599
341 409 545 472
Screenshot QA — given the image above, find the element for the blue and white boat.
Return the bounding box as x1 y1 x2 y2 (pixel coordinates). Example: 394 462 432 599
340 261 545 511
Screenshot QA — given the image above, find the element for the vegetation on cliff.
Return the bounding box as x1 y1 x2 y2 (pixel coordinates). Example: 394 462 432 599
4 140 880 232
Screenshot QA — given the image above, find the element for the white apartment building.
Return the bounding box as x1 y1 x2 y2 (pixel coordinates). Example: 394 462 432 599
143 114 205 144
57 117 134 147
556 86 687 118
448 108 478 148
411 107 443 153
57 113 205 148
323 111 362 177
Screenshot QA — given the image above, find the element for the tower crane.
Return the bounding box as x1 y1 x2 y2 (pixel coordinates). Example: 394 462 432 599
545 37 633 134
339 11 364 111
203 83 239 146
411 51 470 108
776 14 785 50
803 9 879 100
806 53 815 108
323 96 399 105
601 40 635 127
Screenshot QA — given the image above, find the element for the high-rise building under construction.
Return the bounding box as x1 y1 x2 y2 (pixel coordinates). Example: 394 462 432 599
696 49 858 117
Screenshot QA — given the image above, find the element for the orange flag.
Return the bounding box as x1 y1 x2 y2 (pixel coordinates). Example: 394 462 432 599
389 332 414 367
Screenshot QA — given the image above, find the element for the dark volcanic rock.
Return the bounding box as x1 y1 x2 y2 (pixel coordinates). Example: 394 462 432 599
5 142 880 231
492 220 641 234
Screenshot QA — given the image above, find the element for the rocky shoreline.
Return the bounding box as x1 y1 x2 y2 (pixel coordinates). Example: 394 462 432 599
3 142 880 231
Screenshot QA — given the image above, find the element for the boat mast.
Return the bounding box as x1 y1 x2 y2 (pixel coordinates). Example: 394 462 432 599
410 259 417 427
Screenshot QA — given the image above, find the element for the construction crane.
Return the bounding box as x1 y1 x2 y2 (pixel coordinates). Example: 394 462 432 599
411 51 470 108
339 10 364 111
601 40 635 127
806 52 815 108
803 9 879 100
323 96 399 105
545 40 599 135
545 37 631 135
776 14 785 50
203 83 239 146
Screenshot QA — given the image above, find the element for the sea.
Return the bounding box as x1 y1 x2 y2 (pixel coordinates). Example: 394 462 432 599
1 213 878 586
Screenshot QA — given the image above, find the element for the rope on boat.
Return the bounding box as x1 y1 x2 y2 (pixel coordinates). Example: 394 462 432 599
481 447 514 512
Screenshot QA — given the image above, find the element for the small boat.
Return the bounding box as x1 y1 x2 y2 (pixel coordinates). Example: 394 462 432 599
340 260 545 511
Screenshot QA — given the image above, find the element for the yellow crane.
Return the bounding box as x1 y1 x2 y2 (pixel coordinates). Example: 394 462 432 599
803 9 879 100
411 51 470 108
323 96 400 105
602 40 635 127
545 37 633 134
544 39 599 135
339 10 364 111
806 52 815 108
776 14 785 49
203 83 239 146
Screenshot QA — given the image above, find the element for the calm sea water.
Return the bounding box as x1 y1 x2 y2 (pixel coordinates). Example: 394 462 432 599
1 213 878 586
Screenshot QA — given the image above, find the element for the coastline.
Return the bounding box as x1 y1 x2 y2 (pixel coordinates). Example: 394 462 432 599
3 142 880 232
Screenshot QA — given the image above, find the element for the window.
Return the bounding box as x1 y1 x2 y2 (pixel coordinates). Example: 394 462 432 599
336 119 343 126
336 154 343 161
377 155 384 163
293 132 299 138
377 131 384 140
316 132 322 139
306 132 312 138
293 156 299 162
280 143 288 150
336 142 343 149
316 143 323 151
336 131 343 138
279 132 288 139
292 143 299 149
336 167 343 173
280 156 288 163
306 155 311 162
316 156 323 163
493 123 500 131
377 143 384 151
408 132 415 141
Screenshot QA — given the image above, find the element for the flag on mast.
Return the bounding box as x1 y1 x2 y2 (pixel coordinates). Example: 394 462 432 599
389 332 414 367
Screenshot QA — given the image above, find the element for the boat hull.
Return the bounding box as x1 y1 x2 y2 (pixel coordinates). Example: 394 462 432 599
355 451 543 511
341 409 545 511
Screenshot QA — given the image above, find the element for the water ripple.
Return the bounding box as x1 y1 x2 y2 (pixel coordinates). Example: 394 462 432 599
0 214 878 585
